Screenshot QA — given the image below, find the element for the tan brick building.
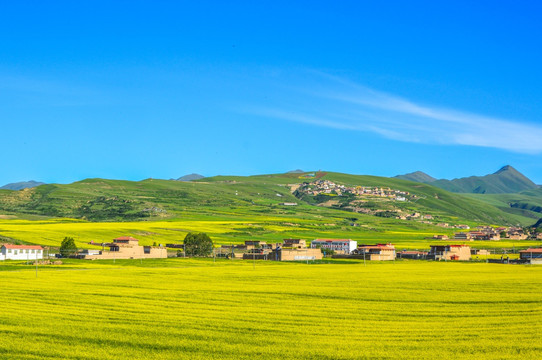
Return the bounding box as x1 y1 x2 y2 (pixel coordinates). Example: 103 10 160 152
356 244 396 261
429 244 471 261
84 237 167 260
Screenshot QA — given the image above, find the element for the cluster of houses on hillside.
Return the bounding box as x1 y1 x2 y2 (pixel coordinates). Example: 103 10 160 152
294 180 410 201
453 226 538 241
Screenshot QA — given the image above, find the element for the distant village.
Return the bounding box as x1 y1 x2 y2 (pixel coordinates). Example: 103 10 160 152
1 176 541 265
292 179 411 201
1 234 541 265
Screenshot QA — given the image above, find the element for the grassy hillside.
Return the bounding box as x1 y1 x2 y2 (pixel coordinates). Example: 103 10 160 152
464 188 542 224
0 171 536 226
0 171 540 249
200 171 535 225
394 170 436 183
430 165 537 194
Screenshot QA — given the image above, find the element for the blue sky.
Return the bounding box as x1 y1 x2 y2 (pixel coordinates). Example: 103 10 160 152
1 1 542 185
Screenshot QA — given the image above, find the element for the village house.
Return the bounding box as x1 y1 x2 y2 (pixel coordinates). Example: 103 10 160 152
82 237 167 260
429 244 471 261
519 248 542 264
0 244 44 261
282 239 307 248
311 239 358 254
468 231 490 240
454 232 472 241
355 244 396 261
244 239 322 261
508 230 527 240
220 241 279 259
398 250 428 259
243 240 276 250
468 231 500 241
432 235 449 240
268 247 323 261
471 249 491 256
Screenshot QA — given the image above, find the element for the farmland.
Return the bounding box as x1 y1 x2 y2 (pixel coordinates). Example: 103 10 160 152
1 171 541 252
1 217 541 252
1 259 541 359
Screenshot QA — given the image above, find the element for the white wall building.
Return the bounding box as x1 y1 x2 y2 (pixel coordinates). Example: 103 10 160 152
311 239 358 254
0 244 44 261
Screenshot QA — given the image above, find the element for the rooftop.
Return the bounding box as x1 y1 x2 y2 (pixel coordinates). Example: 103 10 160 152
520 248 542 253
114 236 139 241
313 239 352 243
2 244 43 250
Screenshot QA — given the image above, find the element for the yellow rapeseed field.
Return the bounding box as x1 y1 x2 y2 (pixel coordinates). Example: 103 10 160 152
0 259 540 359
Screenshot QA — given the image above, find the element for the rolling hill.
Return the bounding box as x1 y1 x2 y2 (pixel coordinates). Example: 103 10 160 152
396 165 538 194
0 171 531 226
2 171 542 249
0 180 45 190
176 173 205 181
394 171 436 183
464 187 542 223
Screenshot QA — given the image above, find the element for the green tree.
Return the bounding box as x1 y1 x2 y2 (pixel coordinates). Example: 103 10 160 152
59 237 78 257
183 232 213 256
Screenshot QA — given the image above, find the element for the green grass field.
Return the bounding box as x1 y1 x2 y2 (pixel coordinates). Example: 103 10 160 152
0 259 540 359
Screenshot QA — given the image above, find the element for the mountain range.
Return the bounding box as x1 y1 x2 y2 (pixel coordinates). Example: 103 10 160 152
0 180 45 191
0 169 541 226
395 165 538 194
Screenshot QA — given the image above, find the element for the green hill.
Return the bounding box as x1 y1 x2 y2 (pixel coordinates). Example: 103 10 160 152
394 171 436 183
464 187 542 223
0 180 45 190
0 171 535 226
428 165 537 194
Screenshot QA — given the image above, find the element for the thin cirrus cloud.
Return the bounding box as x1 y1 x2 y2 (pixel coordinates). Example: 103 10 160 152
243 73 542 154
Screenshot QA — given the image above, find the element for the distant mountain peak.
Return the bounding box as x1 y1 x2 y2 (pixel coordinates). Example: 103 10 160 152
432 166 536 194
287 169 305 174
394 171 436 183
0 180 45 191
176 173 205 182
494 165 516 174
395 166 536 194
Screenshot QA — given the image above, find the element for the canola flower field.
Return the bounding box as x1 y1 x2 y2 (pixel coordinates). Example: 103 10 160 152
1 218 540 251
0 259 541 359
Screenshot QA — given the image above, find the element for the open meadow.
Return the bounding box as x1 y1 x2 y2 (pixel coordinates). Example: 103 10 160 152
1 259 541 359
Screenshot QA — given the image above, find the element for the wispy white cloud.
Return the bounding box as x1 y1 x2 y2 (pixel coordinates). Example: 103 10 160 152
241 72 542 154
0 73 109 107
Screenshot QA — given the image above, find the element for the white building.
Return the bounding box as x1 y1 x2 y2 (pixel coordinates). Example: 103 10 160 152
0 244 44 261
311 239 358 254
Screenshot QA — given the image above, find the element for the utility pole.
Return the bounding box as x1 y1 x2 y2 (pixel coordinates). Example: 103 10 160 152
253 243 256 270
